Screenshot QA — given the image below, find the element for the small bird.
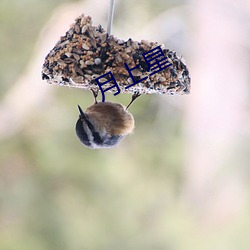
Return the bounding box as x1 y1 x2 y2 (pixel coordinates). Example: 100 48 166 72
75 91 140 149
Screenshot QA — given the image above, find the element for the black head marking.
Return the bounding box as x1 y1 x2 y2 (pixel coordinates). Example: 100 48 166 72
76 105 103 148
75 118 92 147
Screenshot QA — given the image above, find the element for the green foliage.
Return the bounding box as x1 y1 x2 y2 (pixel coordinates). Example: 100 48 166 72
0 0 70 98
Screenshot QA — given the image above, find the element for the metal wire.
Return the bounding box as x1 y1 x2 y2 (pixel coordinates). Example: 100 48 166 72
107 0 115 34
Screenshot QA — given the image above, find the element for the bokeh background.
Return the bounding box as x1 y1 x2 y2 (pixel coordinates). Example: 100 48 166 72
1 0 250 249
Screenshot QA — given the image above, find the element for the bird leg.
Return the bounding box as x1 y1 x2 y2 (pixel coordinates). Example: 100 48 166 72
91 89 99 104
126 92 141 110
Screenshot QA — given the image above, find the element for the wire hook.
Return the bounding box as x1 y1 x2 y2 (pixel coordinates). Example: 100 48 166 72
107 0 115 35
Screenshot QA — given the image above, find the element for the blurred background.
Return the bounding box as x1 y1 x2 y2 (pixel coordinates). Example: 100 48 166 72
1 0 250 249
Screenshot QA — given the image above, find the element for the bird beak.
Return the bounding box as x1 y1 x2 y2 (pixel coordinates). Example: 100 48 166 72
77 105 86 119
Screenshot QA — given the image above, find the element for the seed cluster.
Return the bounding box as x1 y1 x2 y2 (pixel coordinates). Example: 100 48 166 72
42 14 190 95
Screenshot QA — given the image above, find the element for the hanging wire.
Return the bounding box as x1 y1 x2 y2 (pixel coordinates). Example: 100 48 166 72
107 0 115 35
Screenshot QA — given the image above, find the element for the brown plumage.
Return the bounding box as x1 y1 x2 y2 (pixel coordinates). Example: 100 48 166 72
85 102 134 136
75 100 135 149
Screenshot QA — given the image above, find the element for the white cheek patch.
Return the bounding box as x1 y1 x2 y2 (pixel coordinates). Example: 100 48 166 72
83 122 94 146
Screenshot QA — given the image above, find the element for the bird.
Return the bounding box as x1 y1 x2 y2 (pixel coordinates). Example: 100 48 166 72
75 90 140 149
